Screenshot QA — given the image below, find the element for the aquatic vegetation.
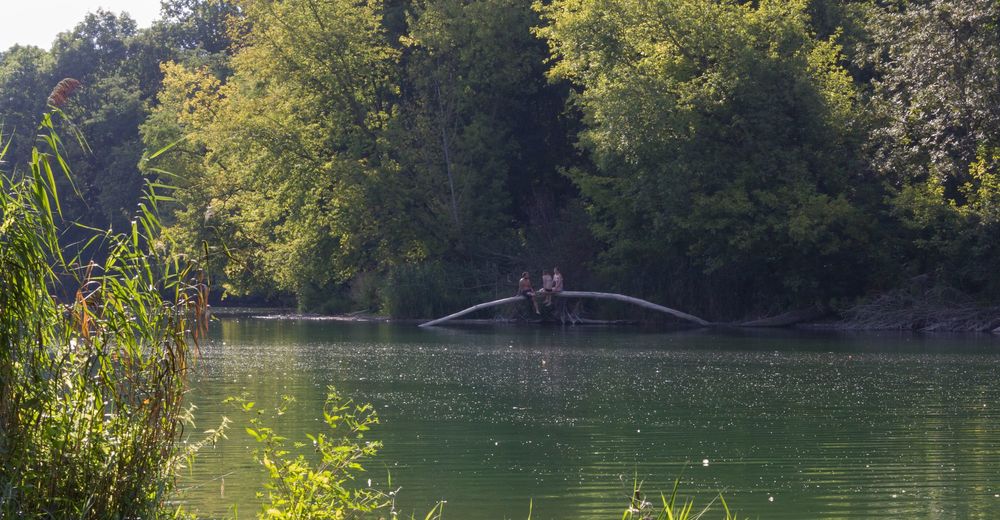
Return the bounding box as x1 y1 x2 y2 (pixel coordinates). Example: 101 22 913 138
613 472 745 520
0 112 211 518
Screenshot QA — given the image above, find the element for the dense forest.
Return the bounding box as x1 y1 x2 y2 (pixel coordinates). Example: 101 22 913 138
3 0 999 323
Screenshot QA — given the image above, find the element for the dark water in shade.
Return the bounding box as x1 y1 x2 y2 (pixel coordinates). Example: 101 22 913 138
177 318 1000 519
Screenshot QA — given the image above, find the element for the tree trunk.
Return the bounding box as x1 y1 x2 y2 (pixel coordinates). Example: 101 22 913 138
418 291 710 327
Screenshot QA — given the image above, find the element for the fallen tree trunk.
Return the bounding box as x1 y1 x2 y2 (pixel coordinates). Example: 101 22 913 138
556 291 710 326
418 296 525 328
418 291 710 327
738 306 830 328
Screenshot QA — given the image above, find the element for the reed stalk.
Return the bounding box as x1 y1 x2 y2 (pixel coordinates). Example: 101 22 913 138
0 110 209 519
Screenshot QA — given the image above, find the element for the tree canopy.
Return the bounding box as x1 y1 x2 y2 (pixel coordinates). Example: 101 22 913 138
4 0 1000 320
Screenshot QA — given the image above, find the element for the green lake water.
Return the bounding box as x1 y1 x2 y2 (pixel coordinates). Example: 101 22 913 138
179 317 1000 519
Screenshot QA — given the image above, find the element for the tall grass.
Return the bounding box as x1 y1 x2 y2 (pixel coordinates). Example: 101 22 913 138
622 474 745 520
0 112 209 518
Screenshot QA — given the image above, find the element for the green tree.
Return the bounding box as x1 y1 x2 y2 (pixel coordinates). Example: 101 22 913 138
377 0 588 316
2 4 236 241
35 11 163 235
0 45 54 165
866 0 1000 295
147 0 400 306
141 62 242 289
537 0 881 318
390 0 558 258
160 0 241 56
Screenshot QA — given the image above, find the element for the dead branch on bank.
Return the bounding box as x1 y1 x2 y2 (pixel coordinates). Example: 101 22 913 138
838 285 1000 332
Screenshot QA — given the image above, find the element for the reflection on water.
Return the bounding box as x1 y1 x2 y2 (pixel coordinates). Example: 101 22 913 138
179 320 1000 519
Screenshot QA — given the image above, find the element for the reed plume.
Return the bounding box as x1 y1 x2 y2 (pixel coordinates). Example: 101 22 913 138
47 77 82 107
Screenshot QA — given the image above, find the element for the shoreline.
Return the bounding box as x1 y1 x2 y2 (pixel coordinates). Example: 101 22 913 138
207 306 1000 333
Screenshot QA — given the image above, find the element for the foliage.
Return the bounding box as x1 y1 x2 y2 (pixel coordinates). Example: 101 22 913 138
159 0 242 58
229 389 388 519
0 45 55 161
0 113 211 518
141 62 237 287
0 2 237 244
143 0 589 314
9 0 1000 321
866 0 1000 296
144 0 402 301
866 0 1000 188
380 261 481 319
389 0 555 256
536 0 882 318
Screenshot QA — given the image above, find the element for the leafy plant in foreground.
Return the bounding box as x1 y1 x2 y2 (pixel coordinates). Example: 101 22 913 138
0 110 210 518
229 388 388 519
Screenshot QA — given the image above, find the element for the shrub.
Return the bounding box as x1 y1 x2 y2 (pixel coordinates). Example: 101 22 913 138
380 262 459 319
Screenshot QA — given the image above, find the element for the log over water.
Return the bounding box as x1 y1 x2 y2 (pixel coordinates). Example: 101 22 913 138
418 291 710 327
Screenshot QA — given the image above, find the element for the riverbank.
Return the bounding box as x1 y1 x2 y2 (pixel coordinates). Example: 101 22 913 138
210 303 1000 333
209 306 391 321
208 307 644 327
211 276 1000 333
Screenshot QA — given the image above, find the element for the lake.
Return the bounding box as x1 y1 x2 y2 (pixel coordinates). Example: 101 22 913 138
178 317 1000 519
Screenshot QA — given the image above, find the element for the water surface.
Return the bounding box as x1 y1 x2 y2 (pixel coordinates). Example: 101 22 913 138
179 319 1000 519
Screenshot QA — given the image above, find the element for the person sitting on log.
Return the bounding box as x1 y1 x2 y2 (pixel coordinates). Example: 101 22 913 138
518 271 540 315
552 268 565 313
541 269 554 305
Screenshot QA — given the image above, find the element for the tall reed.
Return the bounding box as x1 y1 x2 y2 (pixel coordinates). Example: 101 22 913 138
622 474 745 520
0 111 208 518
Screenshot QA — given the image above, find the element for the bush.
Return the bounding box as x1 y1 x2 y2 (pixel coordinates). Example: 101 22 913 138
379 262 467 319
298 281 355 315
